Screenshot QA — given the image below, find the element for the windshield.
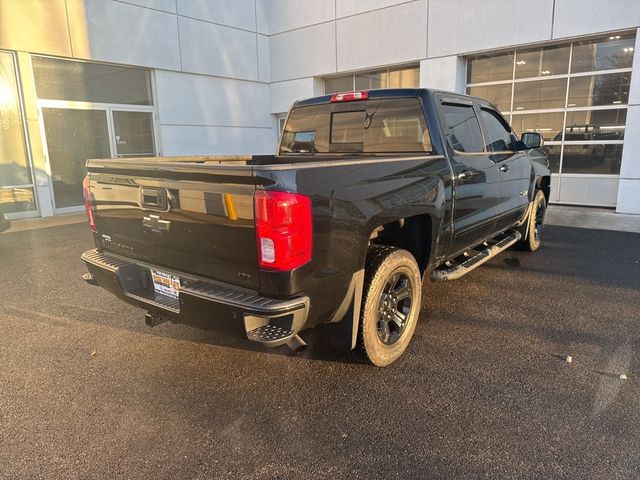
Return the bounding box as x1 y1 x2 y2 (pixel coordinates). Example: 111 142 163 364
280 97 432 155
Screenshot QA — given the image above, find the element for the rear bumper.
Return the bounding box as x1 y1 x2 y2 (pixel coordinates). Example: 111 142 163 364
81 249 309 346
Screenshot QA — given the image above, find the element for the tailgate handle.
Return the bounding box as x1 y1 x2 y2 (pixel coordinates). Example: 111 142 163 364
140 187 169 211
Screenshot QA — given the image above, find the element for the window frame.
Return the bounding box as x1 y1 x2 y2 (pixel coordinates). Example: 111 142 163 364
465 31 634 177
438 96 488 155
323 64 420 94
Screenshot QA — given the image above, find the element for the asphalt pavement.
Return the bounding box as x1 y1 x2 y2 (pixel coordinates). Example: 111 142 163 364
0 223 639 479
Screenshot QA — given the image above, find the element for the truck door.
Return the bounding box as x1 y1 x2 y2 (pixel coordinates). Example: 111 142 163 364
438 97 500 255
477 106 531 232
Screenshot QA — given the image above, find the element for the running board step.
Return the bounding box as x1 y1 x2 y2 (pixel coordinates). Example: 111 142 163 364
431 230 522 282
246 324 307 352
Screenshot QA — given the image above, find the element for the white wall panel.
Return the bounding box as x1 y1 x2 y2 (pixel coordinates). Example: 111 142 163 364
117 0 176 14
176 0 256 31
270 77 321 113
616 179 640 214
178 17 258 80
68 0 180 69
262 0 335 35
336 0 415 18
155 71 271 127
619 106 640 180
427 0 553 57
558 176 619 207
552 0 640 39
258 34 270 82
337 1 426 72
160 125 275 155
419 56 464 92
270 22 336 82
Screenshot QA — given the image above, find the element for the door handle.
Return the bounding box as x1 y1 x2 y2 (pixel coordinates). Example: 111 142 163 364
457 171 472 181
499 164 509 172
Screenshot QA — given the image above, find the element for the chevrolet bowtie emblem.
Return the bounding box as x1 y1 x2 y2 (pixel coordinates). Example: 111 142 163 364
143 214 171 233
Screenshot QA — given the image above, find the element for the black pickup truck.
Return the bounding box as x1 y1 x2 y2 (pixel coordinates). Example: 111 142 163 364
81 88 550 366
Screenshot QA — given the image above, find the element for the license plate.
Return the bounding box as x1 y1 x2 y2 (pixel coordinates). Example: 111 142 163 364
150 269 181 299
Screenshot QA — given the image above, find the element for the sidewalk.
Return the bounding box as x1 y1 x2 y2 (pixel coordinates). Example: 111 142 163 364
4 213 85 233
546 205 640 234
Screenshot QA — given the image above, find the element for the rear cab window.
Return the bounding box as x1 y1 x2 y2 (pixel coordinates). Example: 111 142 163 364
280 97 432 155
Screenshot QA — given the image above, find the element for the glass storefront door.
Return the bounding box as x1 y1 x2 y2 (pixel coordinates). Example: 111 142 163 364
42 108 111 209
40 106 156 212
33 56 156 214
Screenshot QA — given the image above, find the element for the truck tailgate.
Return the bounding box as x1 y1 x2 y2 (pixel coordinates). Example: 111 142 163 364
86 158 261 289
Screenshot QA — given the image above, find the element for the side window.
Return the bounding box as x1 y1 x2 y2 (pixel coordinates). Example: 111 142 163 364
480 108 516 152
440 103 484 153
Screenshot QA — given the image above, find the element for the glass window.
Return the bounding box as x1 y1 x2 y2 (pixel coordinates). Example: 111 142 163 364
32 56 153 105
325 66 419 94
571 35 636 73
113 111 156 157
330 111 365 144
567 72 631 107
440 103 484 153
280 98 431 154
515 45 570 78
561 143 623 174
544 145 561 173
565 109 626 141
0 187 35 213
354 71 387 90
0 52 32 187
513 78 567 110
510 112 565 141
467 84 512 112
325 75 353 94
389 66 420 88
467 52 514 83
480 108 515 152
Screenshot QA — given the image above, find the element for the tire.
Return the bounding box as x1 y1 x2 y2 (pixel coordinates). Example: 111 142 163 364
519 189 547 252
359 246 422 367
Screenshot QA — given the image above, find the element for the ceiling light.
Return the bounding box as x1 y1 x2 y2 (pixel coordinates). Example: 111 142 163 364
612 100 622 104
516 60 527 65
609 35 621 40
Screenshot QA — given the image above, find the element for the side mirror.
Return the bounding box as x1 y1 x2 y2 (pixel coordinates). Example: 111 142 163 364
521 132 544 149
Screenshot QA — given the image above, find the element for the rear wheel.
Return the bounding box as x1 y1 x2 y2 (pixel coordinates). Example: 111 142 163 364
359 246 421 367
520 189 546 252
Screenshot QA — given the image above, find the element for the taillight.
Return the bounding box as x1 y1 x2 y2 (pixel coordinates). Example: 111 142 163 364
82 176 96 232
330 90 369 102
254 190 312 271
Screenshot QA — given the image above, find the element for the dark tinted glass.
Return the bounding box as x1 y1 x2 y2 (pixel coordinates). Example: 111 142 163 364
565 109 627 140
561 143 623 174
331 111 365 144
571 34 636 73
280 98 431 154
33 57 153 105
480 109 515 152
567 72 631 107
440 103 484 153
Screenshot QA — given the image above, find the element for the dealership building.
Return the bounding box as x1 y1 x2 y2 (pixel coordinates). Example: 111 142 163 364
1 0 639 219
